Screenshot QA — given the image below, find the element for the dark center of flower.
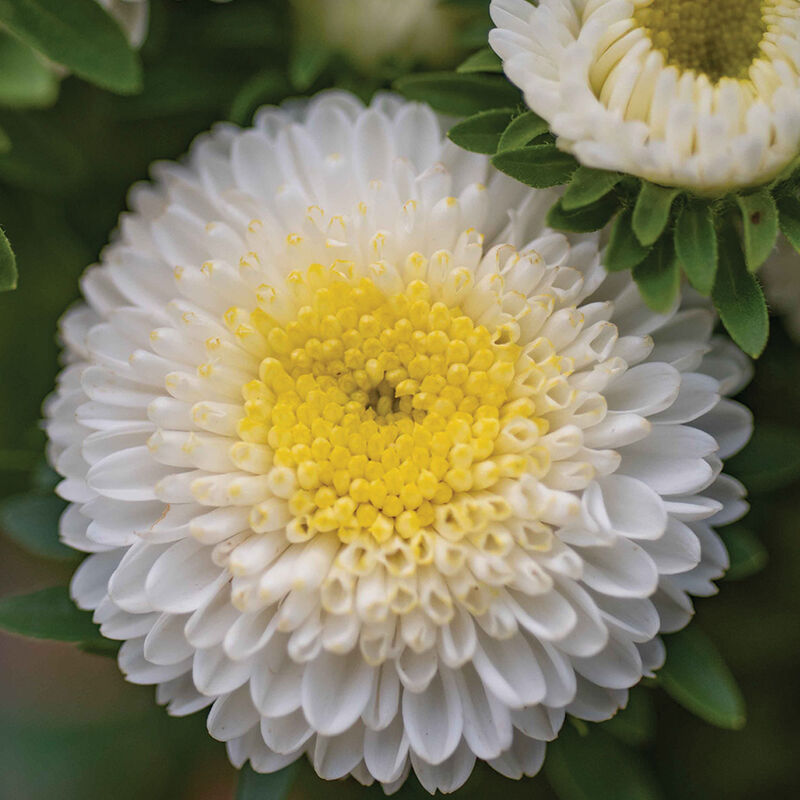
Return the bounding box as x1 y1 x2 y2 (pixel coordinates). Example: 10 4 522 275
634 0 766 82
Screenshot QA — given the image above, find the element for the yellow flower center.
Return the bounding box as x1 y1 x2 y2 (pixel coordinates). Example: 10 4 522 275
634 0 766 82
230 258 558 562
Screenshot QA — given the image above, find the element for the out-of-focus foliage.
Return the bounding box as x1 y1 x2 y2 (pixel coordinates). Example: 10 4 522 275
0 1 798 799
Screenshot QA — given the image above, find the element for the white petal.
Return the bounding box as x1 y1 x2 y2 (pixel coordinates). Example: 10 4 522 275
260 709 313 755
302 648 376 736
145 537 227 614
402 667 463 765
364 713 410 783
411 739 476 794
207 684 261 741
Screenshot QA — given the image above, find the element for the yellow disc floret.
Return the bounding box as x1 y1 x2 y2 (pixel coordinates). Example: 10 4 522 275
231 260 556 554
634 0 766 82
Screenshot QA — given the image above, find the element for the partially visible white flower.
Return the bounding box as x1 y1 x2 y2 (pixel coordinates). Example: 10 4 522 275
762 238 800 340
292 0 463 71
97 0 149 48
490 0 800 194
45 91 753 794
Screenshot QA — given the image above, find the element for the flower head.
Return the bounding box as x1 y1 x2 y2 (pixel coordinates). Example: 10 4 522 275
46 92 752 793
292 0 463 71
490 0 800 193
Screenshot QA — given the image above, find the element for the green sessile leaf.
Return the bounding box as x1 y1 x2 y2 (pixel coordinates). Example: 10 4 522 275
0 586 104 644
447 108 515 154
603 689 656 747
0 30 59 108
720 525 768 581
497 110 549 152
712 220 769 357
288 40 331 91
236 763 300 800
659 627 746 730
229 70 287 126
632 235 680 313
605 208 650 272
456 47 502 74
0 0 142 94
776 194 800 253
632 182 680 246
0 492 78 561
675 200 718 294
546 194 619 233
492 144 577 189
726 423 800 492
546 723 662 800
736 189 779 272
562 167 622 211
0 225 16 291
394 72 520 116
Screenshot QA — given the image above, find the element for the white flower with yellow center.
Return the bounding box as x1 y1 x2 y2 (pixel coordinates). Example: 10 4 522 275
490 0 800 193
45 92 752 793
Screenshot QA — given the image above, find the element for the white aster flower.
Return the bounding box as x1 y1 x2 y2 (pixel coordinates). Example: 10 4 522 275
292 0 462 71
490 0 800 193
761 237 800 340
45 92 753 794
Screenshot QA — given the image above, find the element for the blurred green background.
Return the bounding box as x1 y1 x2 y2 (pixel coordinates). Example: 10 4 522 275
0 1 798 798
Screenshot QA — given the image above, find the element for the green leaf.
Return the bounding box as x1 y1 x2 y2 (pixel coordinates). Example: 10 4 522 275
289 40 331 91
456 47 502 73
726 423 800 492
659 626 746 730
605 208 650 272
546 723 661 800
720 525 768 580
0 30 58 108
393 72 520 116
492 144 577 189
497 110 549 152
736 189 779 272
776 194 800 253
712 220 769 358
603 689 656 747
447 108 514 155
547 194 619 233
675 200 718 294
633 235 680 312
0 0 142 94
229 70 287 126
632 182 680 246
0 586 104 644
562 167 622 211
0 492 78 561
0 225 16 291
236 763 299 800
